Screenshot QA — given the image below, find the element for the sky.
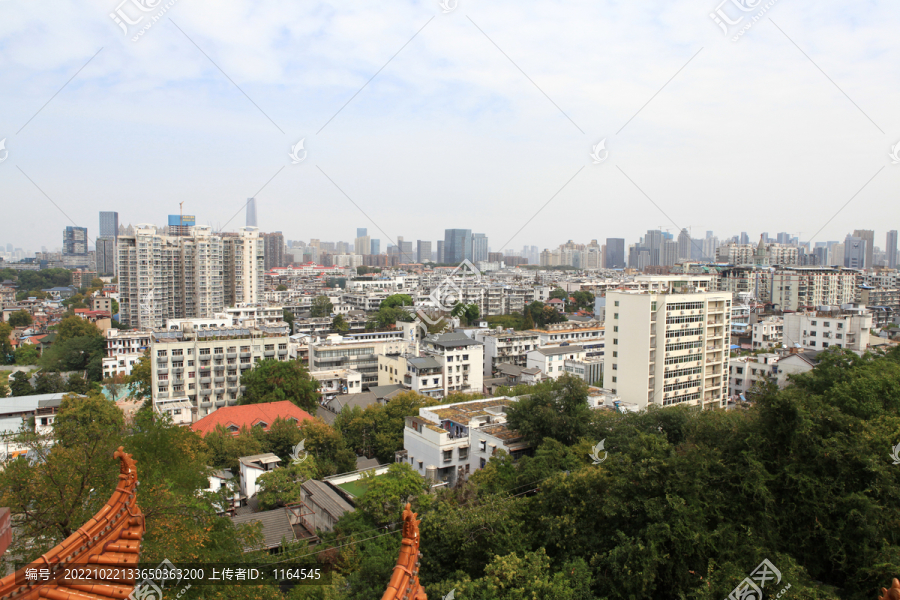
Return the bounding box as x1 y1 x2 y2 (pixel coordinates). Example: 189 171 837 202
0 0 898 255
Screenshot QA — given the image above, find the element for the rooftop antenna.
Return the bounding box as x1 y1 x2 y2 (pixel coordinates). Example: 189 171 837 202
179 201 185 228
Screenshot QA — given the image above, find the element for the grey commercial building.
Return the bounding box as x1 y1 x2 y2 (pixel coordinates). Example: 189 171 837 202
444 229 472 264
605 238 625 269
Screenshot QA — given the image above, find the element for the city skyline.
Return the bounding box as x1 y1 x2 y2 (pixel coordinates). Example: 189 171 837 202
1 1 898 251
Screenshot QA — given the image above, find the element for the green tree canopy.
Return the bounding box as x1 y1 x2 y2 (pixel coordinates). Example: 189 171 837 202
380 294 413 309
9 371 34 396
56 315 101 342
256 459 318 510
239 359 319 412
14 345 39 366
355 462 429 526
331 314 349 334
126 350 152 403
505 374 593 446
310 295 334 318
8 310 33 327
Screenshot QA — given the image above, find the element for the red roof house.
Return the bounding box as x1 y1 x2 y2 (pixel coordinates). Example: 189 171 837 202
191 401 315 437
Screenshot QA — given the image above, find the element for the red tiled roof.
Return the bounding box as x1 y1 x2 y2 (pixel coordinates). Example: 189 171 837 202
190 401 315 437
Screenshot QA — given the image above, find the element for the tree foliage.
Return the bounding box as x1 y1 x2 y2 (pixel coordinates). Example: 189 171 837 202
256 459 318 510
8 310 33 327
334 391 440 463
9 371 34 396
310 295 334 318
239 359 319 412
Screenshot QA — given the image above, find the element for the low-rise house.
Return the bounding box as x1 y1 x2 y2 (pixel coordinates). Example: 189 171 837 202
728 350 821 399
398 397 527 486
751 316 784 350
239 453 281 498
526 345 586 380
299 479 356 533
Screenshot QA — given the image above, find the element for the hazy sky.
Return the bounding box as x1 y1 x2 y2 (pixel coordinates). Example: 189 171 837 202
1 0 898 255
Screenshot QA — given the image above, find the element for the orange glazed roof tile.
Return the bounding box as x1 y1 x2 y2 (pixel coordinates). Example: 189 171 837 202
0 447 145 600
380 503 427 600
190 401 315 437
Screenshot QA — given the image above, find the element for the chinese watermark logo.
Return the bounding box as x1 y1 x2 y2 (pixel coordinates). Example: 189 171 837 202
443 588 456 600
589 439 608 464
439 0 457 13
415 259 482 327
110 0 182 42
590 139 608 164
726 558 788 600
130 559 191 600
291 439 309 465
289 139 307 164
889 142 900 165
0 138 8 163
710 0 780 41
890 442 900 465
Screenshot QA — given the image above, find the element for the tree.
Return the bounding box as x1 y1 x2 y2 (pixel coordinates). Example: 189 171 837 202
380 294 413 309
38 335 104 381
331 314 349 334
295 418 357 477
0 322 14 364
9 371 34 396
263 416 303 462
335 391 439 463
56 315 101 342
283 308 295 333
8 310 33 328
355 463 429 525
239 359 319 412
521 308 535 330
505 375 593 447
90 278 105 289
33 371 66 394
14 345 39 366
103 373 127 401
276 284 288 291
0 381 7 398
110 299 119 315
549 287 568 300
256 460 318 510
63 294 87 310
0 392 124 564
127 350 152 404
65 373 94 394
204 425 265 473
310 295 334 318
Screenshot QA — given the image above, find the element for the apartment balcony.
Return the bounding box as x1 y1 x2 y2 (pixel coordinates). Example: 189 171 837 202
227 352 237 359
214 377 225 384
157 392 168 399
278 349 288 356
157 368 168 375
240 363 252 370
200 377 211 384
173 378 184 386
240 386 247 393
199 388 212 396
240 352 251 358
172 367 184 374
264 350 276 357
227 375 238 382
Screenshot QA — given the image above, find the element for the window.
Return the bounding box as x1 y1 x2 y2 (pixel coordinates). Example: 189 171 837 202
614 300 619 307
613 339 618 345
479 440 486 452
157 350 167 357
462 354 469 360
612 376 616 382
613 326 618 332
809 341 816 346
614 313 619 319
613 351 617 357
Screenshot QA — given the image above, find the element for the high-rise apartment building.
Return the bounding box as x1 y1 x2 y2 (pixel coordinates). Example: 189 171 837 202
604 277 730 410
397 237 415 263
605 238 625 269
354 235 371 256
263 231 284 271
370 239 380 255
643 230 664 266
471 233 488 262
436 240 445 264
64 226 88 256
887 230 898 269
357 228 367 239
852 229 874 268
661 240 678 267
118 225 264 329
417 240 432 263
444 229 472 264
96 238 116 276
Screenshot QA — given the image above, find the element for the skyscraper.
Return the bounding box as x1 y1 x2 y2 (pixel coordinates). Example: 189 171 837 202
397 237 414 263
605 238 625 268
371 239 380 255
63 226 88 255
852 229 874 268
887 230 898 269
436 240 445 264
246 198 258 228
357 228 367 239
354 235 371 256
263 231 284 270
443 229 472 264
676 228 691 261
844 236 866 269
99 212 118 238
471 233 488 262
417 240 432 263
644 230 663 266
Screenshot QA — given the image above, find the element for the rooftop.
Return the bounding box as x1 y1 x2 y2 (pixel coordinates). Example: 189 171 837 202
191 401 315 437
534 345 585 356
429 397 515 426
